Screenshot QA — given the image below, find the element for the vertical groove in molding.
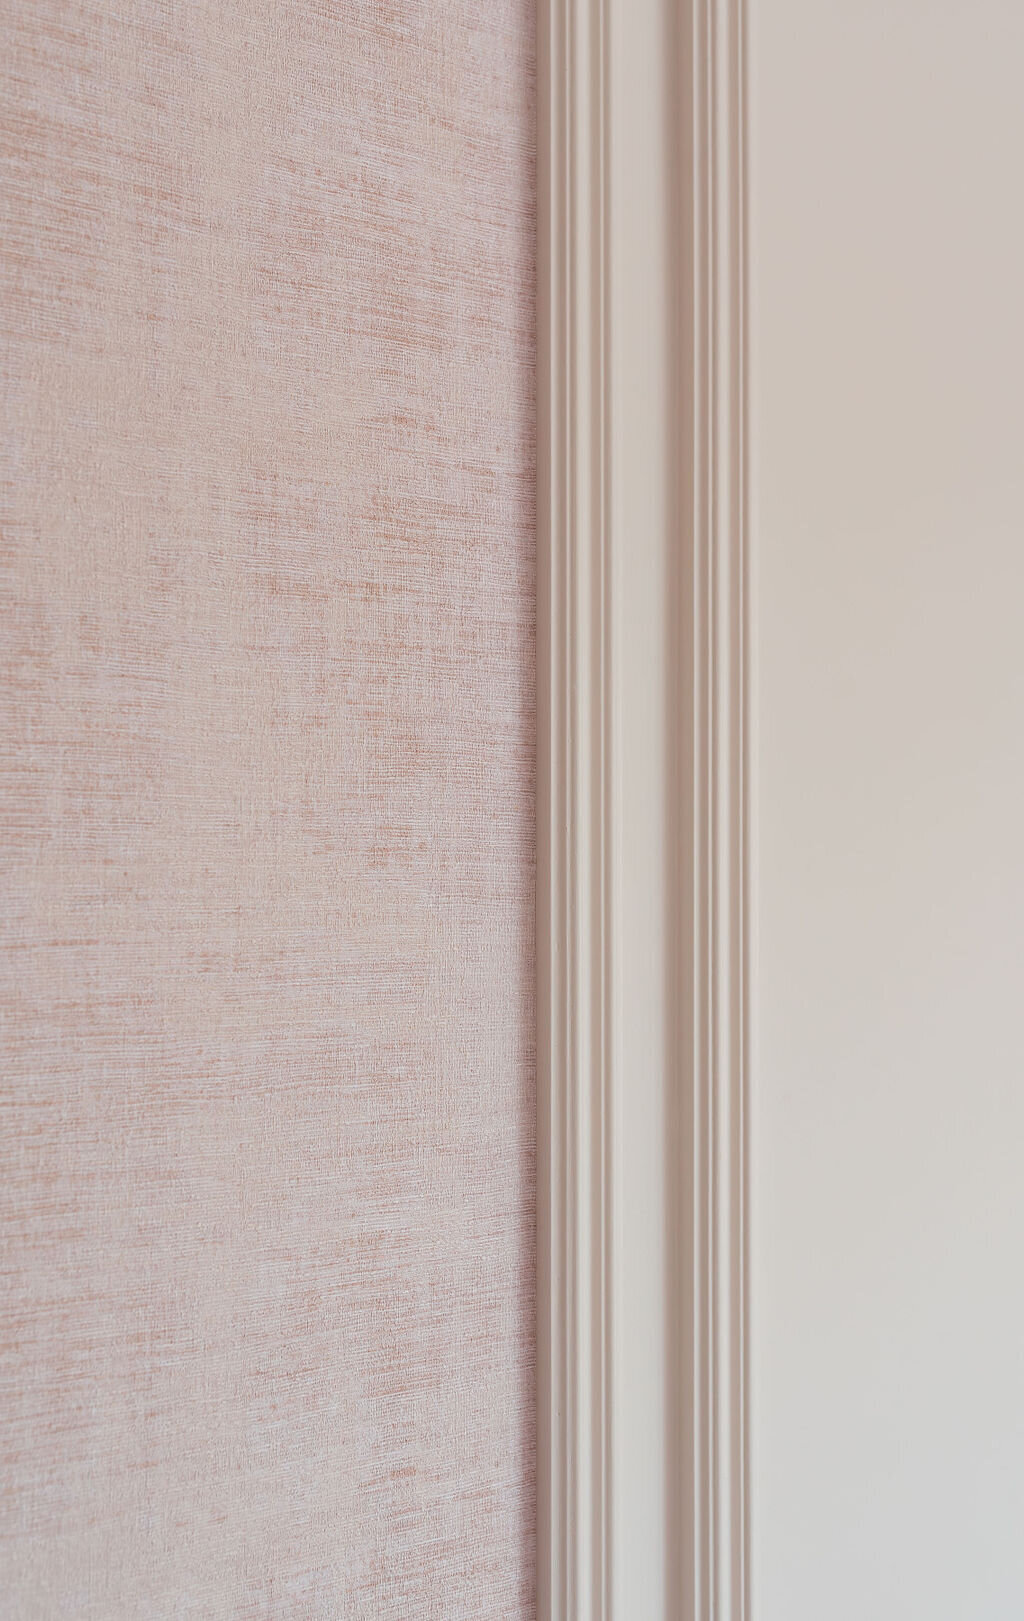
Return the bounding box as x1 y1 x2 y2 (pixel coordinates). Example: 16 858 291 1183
692 1 750 1618
596 0 612 1612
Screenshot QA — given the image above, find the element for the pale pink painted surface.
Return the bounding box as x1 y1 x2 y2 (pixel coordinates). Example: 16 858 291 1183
0 2 535 1615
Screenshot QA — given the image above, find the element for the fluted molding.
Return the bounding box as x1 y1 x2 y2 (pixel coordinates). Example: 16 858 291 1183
539 2 749 1616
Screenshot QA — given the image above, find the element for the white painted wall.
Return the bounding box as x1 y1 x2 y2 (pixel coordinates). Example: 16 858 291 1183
751 3 1024 1616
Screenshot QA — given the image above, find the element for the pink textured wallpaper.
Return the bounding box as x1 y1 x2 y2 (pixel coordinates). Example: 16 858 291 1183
0 2 534 1616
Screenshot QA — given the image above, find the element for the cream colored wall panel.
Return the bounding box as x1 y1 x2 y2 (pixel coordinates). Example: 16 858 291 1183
751 3 1024 1616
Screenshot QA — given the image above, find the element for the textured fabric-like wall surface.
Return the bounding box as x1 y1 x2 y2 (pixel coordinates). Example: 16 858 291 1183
0 2 534 1615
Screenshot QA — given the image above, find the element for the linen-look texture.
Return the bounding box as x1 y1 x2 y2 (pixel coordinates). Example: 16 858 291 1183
0 1 535 1616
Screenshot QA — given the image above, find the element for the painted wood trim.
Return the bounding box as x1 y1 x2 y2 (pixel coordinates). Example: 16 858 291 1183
537 0 610 1612
538 1 749 1617
690 2 751 1617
